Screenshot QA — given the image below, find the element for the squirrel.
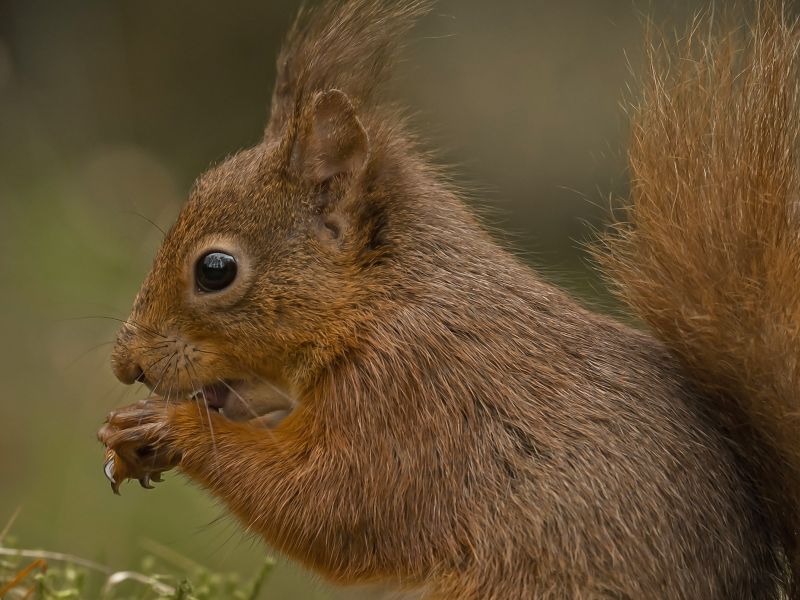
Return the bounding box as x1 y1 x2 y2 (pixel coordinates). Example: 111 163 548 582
97 0 800 598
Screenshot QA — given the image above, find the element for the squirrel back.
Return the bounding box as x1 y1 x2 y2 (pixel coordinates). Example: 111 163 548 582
598 2 800 590
101 1 800 598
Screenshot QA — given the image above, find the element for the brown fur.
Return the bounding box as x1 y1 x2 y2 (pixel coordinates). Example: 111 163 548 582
99 1 800 597
597 2 800 594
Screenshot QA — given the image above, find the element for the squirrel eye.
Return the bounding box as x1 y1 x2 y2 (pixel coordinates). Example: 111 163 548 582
195 252 238 293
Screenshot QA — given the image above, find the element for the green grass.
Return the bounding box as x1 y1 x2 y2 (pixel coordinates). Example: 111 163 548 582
1 521 275 600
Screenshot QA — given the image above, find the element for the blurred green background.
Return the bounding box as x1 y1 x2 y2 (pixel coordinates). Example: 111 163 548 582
0 0 705 597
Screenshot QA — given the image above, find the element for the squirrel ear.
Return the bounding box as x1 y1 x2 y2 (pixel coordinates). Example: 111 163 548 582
291 89 370 183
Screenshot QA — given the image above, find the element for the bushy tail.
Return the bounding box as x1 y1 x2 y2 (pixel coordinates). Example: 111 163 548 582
597 1 800 588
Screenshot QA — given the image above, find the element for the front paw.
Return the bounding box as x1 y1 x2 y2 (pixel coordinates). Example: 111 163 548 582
97 398 180 494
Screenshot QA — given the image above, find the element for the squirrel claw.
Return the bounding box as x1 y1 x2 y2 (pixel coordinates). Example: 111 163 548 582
98 397 180 494
103 452 122 495
103 454 116 484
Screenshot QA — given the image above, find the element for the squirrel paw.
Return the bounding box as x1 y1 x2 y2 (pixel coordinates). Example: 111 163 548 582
97 398 180 495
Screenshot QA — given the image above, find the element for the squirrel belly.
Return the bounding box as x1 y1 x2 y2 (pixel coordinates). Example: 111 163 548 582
99 1 800 598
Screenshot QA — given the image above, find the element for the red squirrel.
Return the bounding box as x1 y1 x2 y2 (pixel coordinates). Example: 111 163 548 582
98 1 800 598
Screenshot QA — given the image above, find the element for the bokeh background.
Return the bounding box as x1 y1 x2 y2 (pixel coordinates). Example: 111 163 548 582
0 0 707 597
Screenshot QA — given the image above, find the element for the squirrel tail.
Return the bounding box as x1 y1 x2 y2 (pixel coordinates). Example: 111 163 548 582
597 1 800 586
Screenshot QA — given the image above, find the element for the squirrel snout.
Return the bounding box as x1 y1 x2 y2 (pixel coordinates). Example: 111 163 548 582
111 321 148 385
114 360 145 386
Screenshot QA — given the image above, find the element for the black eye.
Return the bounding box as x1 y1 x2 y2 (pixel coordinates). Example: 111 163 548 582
195 252 238 292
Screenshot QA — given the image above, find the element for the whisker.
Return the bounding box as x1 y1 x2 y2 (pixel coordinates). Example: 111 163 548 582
194 349 297 406
137 352 176 428
217 379 262 420
120 380 143 405
100 378 131 410
65 316 166 340
186 359 221 478
163 359 178 411
216 378 285 448
149 363 179 470
185 366 208 438
126 318 168 340
66 340 116 371
145 352 177 395
116 210 186 274
138 344 172 358
117 210 167 238
144 352 173 379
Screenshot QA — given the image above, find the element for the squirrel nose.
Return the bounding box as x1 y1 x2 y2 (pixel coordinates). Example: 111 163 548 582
111 319 149 385
114 360 145 386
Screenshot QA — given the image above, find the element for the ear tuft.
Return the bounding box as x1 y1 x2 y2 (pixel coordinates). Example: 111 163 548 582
292 89 370 183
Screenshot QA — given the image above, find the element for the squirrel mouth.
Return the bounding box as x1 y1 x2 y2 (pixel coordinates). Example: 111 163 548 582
190 379 296 429
196 382 232 411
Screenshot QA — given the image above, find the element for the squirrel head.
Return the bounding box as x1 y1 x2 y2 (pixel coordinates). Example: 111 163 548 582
111 0 431 411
